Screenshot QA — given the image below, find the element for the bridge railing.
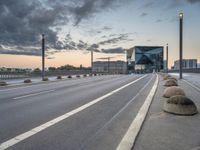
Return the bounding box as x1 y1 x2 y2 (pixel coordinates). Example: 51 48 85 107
0 70 91 80
168 68 200 73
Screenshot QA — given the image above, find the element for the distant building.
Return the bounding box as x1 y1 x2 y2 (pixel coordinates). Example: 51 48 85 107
198 63 200 68
173 59 197 70
93 61 127 74
127 46 164 73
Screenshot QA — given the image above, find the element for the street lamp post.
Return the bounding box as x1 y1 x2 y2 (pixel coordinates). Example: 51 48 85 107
42 34 45 80
91 50 93 73
108 57 110 74
179 13 183 79
166 43 168 73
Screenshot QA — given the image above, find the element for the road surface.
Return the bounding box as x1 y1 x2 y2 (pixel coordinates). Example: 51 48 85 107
0 74 156 150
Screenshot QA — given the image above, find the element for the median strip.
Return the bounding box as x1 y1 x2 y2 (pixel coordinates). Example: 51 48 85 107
116 74 158 150
0 75 147 150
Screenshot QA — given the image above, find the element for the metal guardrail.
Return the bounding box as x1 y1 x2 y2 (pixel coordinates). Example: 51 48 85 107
168 68 200 73
0 70 91 80
0 72 30 80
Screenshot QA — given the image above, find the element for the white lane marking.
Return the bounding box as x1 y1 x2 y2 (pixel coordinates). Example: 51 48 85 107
80 75 154 148
182 79 200 92
13 90 55 100
117 74 158 150
0 75 147 150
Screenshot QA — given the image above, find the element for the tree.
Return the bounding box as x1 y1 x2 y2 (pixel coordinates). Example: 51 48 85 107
33 68 41 72
49 67 56 71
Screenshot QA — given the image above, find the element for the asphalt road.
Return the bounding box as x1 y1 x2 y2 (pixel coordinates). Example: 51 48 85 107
0 74 156 150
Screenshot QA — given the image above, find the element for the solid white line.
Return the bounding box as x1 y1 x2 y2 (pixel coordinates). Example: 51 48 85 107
116 74 158 150
81 75 154 148
0 75 147 150
13 90 56 100
182 79 200 92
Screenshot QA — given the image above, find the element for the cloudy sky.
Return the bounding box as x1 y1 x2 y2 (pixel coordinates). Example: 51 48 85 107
0 0 200 68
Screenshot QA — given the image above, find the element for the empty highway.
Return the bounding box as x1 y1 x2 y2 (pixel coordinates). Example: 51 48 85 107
0 74 157 150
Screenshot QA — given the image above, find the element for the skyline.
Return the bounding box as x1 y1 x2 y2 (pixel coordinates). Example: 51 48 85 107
0 0 200 69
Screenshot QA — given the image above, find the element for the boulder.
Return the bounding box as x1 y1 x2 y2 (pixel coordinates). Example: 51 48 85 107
68 75 72 78
163 86 185 98
0 80 7 86
168 77 177 81
24 79 31 83
163 95 198 115
57 76 62 79
164 79 178 87
163 75 171 80
42 77 49 81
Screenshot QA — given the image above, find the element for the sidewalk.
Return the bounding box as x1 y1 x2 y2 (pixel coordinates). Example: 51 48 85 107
169 73 200 89
133 75 200 150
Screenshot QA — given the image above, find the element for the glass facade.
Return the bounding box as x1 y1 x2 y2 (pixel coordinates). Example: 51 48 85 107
127 46 164 73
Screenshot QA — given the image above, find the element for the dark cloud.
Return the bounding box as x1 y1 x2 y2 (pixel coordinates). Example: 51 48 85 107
0 45 41 56
101 47 125 54
140 12 148 17
156 19 162 23
87 44 100 52
0 0 130 56
0 0 67 52
69 0 127 26
98 33 130 45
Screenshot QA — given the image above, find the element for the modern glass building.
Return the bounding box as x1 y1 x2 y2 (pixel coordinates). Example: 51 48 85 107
127 46 164 73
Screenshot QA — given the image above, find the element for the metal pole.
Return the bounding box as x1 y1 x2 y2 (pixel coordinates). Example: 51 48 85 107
91 50 93 73
179 13 183 79
108 57 110 74
166 43 168 73
42 34 45 80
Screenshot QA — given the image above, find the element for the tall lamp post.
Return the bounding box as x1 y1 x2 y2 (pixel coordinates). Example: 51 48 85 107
166 43 168 73
179 13 183 79
42 34 45 80
108 57 110 74
91 50 93 73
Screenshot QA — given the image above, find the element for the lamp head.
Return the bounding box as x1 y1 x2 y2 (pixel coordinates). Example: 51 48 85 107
179 13 183 19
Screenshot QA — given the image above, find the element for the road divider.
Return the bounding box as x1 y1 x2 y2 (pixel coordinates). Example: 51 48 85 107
0 75 147 150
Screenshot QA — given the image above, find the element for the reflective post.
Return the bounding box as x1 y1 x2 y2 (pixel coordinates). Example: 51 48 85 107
179 13 183 79
42 34 45 80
